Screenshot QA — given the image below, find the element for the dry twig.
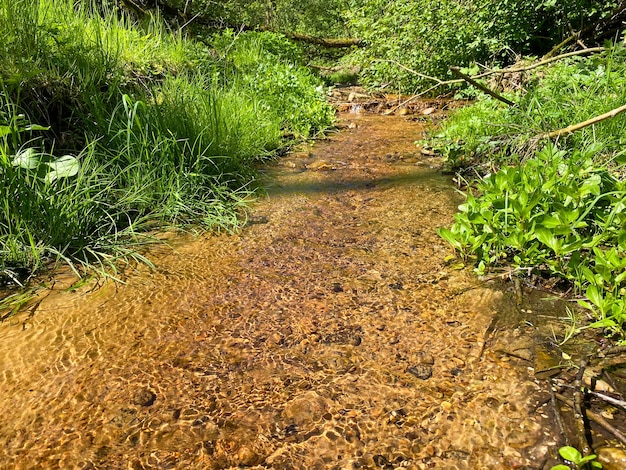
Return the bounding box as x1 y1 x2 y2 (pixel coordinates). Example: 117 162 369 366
588 390 626 411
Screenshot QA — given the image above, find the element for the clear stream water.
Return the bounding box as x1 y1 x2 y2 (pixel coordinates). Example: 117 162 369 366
0 111 561 469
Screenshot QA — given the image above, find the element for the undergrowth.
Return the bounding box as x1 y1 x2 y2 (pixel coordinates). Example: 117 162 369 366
0 0 334 288
432 47 626 342
431 47 626 170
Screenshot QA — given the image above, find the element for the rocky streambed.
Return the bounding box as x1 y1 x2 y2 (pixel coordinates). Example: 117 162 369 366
1 101 624 469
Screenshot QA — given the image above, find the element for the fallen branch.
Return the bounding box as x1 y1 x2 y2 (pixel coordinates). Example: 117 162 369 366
383 84 454 115
477 315 498 361
543 35 580 59
599 345 626 357
588 390 626 411
281 31 363 48
556 392 626 447
450 67 516 106
374 59 456 85
473 47 605 79
381 46 606 113
550 383 570 446
538 102 626 140
543 1 626 58
573 360 592 456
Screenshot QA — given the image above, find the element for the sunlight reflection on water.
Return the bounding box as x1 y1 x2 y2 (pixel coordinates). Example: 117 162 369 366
0 112 555 469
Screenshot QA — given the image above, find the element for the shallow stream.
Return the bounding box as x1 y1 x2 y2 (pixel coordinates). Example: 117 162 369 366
0 110 560 469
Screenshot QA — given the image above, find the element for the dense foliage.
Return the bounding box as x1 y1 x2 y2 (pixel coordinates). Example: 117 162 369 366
0 0 333 283
345 0 626 91
433 50 626 342
118 0 625 92
432 49 626 169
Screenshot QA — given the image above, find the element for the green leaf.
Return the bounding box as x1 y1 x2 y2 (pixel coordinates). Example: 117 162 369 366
615 151 626 165
578 299 595 311
579 266 598 285
536 227 562 253
578 454 599 464
549 466 571 470
44 155 80 183
558 446 582 463
11 148 41 169
438 227 464 251
24 124 50 132
586 285 603 309
589 318 617 329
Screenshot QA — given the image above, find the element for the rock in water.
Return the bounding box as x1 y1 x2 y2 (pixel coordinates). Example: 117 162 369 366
133 388 157 407
597 447 626 470
407 364 433 380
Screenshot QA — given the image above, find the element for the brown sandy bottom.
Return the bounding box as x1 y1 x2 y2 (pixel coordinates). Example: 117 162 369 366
0 112 558 469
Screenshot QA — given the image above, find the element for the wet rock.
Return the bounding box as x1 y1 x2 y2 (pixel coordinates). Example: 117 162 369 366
245 215 269 225
407 364 433 380
332 282 344 293
484 397 500 409
132 388 156 407
597 447 626 470
534 348 562 379
373 454 389 466
284 423 298 437
416 351 435 365
321 327 362 346
268 332 283 345
440 401 453 413
450 367 463 376
512 348 533 362
306 160 337 171
443 449 470 459
282 391 332 427
234 445 260 466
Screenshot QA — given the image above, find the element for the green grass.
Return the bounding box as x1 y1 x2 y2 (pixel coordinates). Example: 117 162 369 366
0 0 334 288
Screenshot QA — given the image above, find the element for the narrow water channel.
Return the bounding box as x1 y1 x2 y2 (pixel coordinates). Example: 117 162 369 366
0 111 557 469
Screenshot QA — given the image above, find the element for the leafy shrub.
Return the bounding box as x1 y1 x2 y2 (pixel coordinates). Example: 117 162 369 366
213 31 335 138
439 143 626 341
344 0 625 91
